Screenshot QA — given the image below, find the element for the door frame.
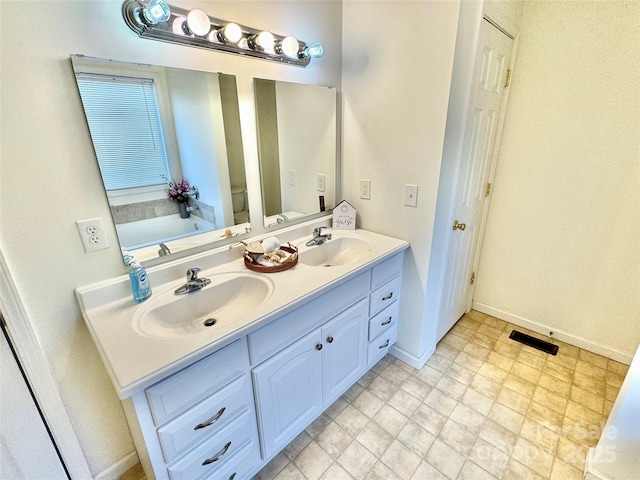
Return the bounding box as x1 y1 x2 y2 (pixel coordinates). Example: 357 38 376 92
0 249 92 479
424 1 521 344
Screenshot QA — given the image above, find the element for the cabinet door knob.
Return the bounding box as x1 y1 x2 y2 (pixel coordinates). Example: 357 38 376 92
327 336 334 343
194 407 226 430
381 317 392 326
316 343 323 350
202 441 231 465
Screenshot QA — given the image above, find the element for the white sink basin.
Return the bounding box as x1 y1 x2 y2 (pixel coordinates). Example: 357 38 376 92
133 273 273 338
300 237 372 267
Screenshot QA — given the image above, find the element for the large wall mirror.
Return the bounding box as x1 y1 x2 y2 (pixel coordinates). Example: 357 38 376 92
254 78 336 227
71 55 250 262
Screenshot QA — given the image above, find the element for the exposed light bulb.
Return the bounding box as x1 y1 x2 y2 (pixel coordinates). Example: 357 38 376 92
221 23 242 44
185 9 210 36
249 31 275 51
279 36 300 59
304 43 324 59
142 0 170 24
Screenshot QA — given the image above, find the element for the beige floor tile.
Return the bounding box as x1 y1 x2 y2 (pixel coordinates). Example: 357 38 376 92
547 353 578 371
459 315 483 329
477 361 510 383
479 419 519 455
538 372 571 398
342 382 364 403
517 350 546 370
387 388 421 417
458 461 498 480
526 401 565 431
533 385 568 415
493 338 522 359
543 360 575 382
470 372 503 400
316 421 353 458
574 360 607 381
414 364 443 387
337 440 377 480
579 349 609 369
335 405 370 436
372 404 408 436
352 389 385 418
477 323 504 340
468 437 510 478
503 459 545 480
294 441 333 480
357 370 378 388
463 341 491 361
319 463 354 480
425 387 458 417
607 358 629 376
306 413 332 438
410 461 449 480
511 436 554 478
451 323 475 340
365 461 401 480
450 403 486 435
484 315 508 330
461 387 495 416
470 332 497 350
489 402 525 434
503 373 537 398
466 310 488 323
438 419 477 456
396 420 435 457
441 331 468 350
605 371 624 388
446 362 476 386
283 431 312 460
520 418 559 454
410 402 447 435
550 458 583 480
486 350 516 371
399 375 432 401
556 436 589 467
569 385 605 414
425 439 466 479
512 362 542 384
366 375 398 402
379 362 411 386
425 352 453 372
455 351 484 372
434 373 467 400
274 462 306 480
497 386 531 415
380 439 421 479
356 421 394 458
434 342 460 360
325 397 349 419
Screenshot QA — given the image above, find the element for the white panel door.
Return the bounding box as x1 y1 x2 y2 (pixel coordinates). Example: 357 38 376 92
252 329 323 459
436 20 514 341
322 300 368 406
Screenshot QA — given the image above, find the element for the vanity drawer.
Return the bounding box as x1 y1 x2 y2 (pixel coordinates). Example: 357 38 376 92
369 276 401 317
371 253 403 290
201 439 260 480
157 375 251 462
368 302 399 341
167 409 254 480
368 325 398 367
146 340 247 426
248 271 369 365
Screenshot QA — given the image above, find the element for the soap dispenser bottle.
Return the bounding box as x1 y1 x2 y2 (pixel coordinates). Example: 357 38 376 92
128 259 152 303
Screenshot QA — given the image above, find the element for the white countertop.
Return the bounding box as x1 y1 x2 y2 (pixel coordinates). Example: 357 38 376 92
76 222 409 399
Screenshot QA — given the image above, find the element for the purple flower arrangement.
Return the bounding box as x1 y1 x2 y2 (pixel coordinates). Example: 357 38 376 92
166 177 192 203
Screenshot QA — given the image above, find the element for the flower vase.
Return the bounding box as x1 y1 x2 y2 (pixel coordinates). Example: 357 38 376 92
178 201 190 219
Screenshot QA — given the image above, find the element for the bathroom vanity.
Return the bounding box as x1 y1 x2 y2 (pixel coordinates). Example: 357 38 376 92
76 220 408 480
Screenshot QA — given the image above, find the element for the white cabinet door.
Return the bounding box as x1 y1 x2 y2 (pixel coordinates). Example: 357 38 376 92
252 330 323 459
322 300 368 406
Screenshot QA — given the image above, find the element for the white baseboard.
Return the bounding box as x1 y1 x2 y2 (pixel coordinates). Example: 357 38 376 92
389 343 436 369
94 451 139 480
472 301 633 365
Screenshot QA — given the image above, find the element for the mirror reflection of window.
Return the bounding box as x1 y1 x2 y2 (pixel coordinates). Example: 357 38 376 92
75 73 170 191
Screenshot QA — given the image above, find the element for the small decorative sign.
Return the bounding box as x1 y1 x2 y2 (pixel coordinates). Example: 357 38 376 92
333 200 356 230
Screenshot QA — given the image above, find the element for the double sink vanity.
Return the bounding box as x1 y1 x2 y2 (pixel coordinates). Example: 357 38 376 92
76 219 408 480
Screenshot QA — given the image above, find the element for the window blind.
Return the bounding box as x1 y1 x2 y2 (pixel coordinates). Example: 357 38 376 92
75 73 170 191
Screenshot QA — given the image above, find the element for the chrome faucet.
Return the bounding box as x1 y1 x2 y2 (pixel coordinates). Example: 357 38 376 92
158 243 171 257
186 204 199 213
306 226 332 246
174 267 211 295
276 213 289 224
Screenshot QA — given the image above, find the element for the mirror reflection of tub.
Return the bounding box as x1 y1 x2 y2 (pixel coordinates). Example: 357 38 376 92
116 214 216 250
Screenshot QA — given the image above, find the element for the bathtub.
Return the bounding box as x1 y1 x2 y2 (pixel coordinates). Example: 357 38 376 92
116 214 216 250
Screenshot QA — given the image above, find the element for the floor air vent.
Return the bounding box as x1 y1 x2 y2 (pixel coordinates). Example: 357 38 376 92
509 330 558 356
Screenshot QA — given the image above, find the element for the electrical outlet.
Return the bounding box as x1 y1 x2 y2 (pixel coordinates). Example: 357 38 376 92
360 179 371 200
76 217 109 253
317 174 326 192
288 170 296 186
404 184 418 207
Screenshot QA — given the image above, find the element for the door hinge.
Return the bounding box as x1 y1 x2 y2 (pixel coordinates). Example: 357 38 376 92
470 272 476 285
504 69 512 88
485 182 492 197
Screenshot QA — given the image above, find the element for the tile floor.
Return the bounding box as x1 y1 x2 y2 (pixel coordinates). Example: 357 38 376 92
251 310 628 480
121 310 629 480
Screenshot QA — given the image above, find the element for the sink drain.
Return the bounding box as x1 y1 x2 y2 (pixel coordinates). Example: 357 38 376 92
203 318 217 327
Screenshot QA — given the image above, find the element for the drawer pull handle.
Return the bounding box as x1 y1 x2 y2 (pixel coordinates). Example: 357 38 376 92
381 317 392 326
327 336 334 343
382 292 393 301
229 474 236 480
379 339 390 349
316 343 323 351
194 407 226 430
202 441 231 465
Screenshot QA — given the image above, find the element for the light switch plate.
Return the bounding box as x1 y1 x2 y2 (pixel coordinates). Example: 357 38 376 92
404 184 418 207
288 170 296 186
317 174 325 192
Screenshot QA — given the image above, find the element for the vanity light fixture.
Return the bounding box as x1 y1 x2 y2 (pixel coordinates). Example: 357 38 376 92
122 0 323 67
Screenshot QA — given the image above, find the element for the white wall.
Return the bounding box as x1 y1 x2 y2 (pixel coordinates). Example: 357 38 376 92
0 0 341 476
474 0 640 362
342 0 461 366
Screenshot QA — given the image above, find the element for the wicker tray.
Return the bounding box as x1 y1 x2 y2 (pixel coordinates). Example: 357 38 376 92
244 245 298 273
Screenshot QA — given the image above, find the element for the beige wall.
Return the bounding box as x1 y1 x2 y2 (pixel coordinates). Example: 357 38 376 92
474 0 640 362
0 0 341 475
342 0 461 364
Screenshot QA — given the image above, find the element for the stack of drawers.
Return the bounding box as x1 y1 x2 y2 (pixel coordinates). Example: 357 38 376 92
143 340 260 480
367 253 402 366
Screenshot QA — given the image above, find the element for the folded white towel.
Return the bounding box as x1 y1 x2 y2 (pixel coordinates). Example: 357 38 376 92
262 236 280 254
